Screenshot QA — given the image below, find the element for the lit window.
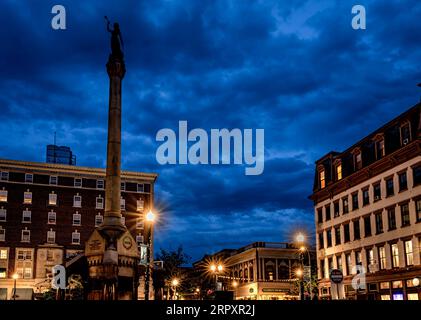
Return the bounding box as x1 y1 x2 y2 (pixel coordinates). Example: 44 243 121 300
73 194 82 208
0 172 9 181
71 231 80 245
74 178 82 188
0 208 6 222
416 199 421 222
137 184 144 193
22 209 31 223
97 179 104 189
0 189 8 202
120 197 125 210
367 249 375 269
48 211 56 224
21 229 31 242
49 176 58 185
47 229 56 244
96 196 104 209
121 216 125 225
391 244 399 268
73 212 81 226
49 192 57 206
405 240 413 266
95 214 103 227
23 190 32 204
376 139 385 159
379 247 386 270
354 153 362 170
136 218 144 229
121 182 126 191
0 249 7 259
0 227 5 241
25 174 33 183
381 295 390 301
319 170 325 189
407 293 419 301
336 164 342 180
400 123 411 145
16 250 32 279
137 199 144 212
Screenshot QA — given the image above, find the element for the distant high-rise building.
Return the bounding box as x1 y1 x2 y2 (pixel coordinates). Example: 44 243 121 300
46 145 76 165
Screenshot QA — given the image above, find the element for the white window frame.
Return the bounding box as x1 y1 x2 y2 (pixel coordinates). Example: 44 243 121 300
21 229 31 242
0 248 7 260
22 209 31 223
49 175 58 185
71 231 81 245
136 234 144 245
0 189 7 202
136 218 144 229
48 211 56 225
47 229 56 244
49 192 57 206
74 178 82 188
96 196 104 209
0 208 6 222
73 212 81 226
0 172 9 181
120 197 125 210
137 184 144 193
96 179 104 189
405 240 414 266
25 173 33 183
73 195 82 208
23 191 32 204
121 181 126 191
95 214 103 227
137 199 144 212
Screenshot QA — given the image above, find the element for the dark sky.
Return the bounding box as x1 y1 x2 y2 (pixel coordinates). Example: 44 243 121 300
0 0 420 262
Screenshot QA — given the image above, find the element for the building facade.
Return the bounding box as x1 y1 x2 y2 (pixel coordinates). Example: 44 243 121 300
46 145 76 165
0 158 157 300
310 103 421 300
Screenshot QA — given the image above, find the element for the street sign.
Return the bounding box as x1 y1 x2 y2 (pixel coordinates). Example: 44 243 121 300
330 269 343 284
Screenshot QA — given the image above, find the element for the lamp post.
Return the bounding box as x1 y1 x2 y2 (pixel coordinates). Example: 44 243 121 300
171 278 179 300
295 268 304 300
144 210 155 301
295 233 312 300
210 264 223 292
12 273 18 300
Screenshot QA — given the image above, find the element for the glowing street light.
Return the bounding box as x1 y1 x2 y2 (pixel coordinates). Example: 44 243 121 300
146 210 155 222
217 264 223 272
210 264 216 272
171 278 179 287
232 281 238 288
296 233 305 243
295 268 303 278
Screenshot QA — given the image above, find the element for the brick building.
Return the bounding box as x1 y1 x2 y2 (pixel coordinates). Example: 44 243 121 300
310 103 421 300
0 158 157 299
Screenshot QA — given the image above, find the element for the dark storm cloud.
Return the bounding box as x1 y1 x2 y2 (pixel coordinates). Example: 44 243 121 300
0 0 420 260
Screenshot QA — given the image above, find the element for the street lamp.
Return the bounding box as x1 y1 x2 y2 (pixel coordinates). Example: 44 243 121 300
12 273 18 300
144 210 155 301
295 233 313 300
210 263 224 291
296 233 305 244
171 278 179 300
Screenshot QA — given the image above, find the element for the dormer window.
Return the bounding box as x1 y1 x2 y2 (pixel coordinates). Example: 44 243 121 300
353 150 362 171
374 134 385 160
400 122 411 146
336 164 342 180
319 169 326 189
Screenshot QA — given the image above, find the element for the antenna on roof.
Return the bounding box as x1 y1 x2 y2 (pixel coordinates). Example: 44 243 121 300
53 132 57 163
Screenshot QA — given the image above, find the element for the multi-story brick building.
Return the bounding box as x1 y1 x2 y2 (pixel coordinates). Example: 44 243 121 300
0 158 157 300
310 103 421 300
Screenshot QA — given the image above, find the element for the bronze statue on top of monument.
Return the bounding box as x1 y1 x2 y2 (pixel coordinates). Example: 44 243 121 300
105 16 124 59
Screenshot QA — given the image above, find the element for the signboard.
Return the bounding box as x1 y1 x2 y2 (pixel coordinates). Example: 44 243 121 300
139 244 148 266
330 269 343 284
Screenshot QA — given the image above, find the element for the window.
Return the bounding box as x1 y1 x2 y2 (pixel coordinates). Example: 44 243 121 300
364 216 372 237
381 295 390 301
367 249 375 268
326 229 332 247
318 232 324 249
73 194 82 208
0 189 8 202
404 240 413 266
319 170 326 189
48 211 56 224
356 251 362 266
71 231 80 245
0 171 9 181
342 197 349 214
136 218 144 230
400 203 410 227
120 197 125 210
336 164 342 181
344 224 350 243
49 192 57 206
416 199 421 222
21 229 31 242
392 280 403 289
23 191 32 204
386 178 394 197
328 257 334 272
0 249 7 260
97 179 104 189
346 253 352 275
95 214 103 227
398 172 407 191
400 123 410 145
380 282 389 290
337 256 343 271
0 227 5 241
136 234 144 247
25 174 33 183
334 202 340 217
354 153 362 170
376 139 385 159
49 176 58 185
73 212 81 226
353 220 360 240
121 182 126 191
373 183 381 202
352 193 359 210
379 247 386 270
137 184 144 193
16 249 32 279
413 166 421 186
96 196 104 209
74 178 82 188
137 199 144 212
334 226 341 245
317 208 323 223
375 212 383 234
391 244 399 268
325 205 331 221
387 207 396 230
0 208 6 222
362 189 369 206
319 260 325 279
121 216 125 225
22 209 31 223
407 293 419 301
47 229 56 244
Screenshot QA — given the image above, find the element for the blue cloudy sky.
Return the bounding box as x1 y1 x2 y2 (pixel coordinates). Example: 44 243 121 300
0 0 420 261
